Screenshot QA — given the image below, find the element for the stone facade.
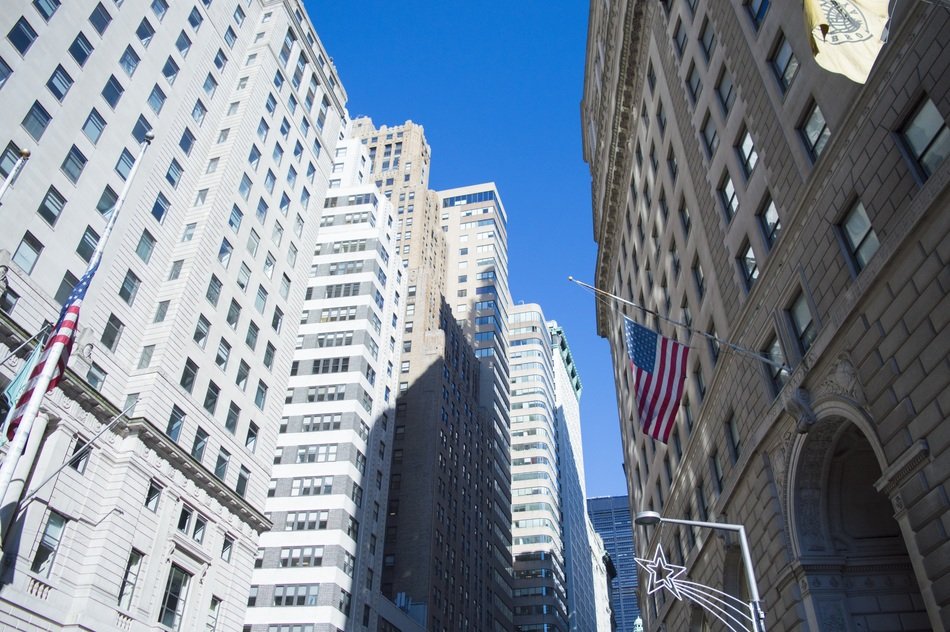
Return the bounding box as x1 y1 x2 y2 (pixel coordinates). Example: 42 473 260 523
583 0 949 630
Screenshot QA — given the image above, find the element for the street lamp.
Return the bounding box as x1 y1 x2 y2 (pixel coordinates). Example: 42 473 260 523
634 510 766 632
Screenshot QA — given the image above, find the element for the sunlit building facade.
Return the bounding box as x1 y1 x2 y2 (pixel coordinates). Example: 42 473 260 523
583 0 949 629
0 0 347 628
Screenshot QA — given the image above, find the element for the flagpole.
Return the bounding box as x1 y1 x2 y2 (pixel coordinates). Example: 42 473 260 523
568 276 790 372
0 149 30 205
0 322 50 368
0 134 152 544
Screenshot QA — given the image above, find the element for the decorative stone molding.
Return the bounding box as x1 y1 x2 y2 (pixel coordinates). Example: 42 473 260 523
783 387 817 433
874 439 929 498
816 353 866 406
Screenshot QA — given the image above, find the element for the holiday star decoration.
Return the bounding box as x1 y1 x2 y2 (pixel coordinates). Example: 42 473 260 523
635 544 760 632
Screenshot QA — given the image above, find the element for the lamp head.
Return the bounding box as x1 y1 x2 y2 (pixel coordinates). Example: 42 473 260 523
634 511 662 526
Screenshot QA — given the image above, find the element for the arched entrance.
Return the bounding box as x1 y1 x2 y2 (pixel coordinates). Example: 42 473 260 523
789 418 929 631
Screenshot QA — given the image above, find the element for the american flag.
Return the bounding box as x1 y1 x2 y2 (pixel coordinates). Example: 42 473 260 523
624 315 689 443
6 260 99 441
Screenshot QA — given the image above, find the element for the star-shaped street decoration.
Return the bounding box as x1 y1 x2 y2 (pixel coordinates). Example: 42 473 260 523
635 544 687 600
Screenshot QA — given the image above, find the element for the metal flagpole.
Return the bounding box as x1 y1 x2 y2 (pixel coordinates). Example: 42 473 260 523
0 149 30 205
0 134 152 544
568 276 791 373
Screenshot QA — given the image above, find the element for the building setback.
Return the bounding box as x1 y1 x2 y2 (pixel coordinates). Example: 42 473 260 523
245 136 405 632
0 0 348 628
583 0 949 630
352 118 504 632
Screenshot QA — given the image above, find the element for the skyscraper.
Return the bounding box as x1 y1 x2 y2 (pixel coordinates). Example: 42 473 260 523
583 0 949 629
353 119 511 632
588 496 640 632
244 136 405 632
0 0 350 628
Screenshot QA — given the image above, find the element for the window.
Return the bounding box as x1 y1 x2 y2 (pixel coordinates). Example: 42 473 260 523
770 33 799 92
0 57 10 90
158 565 191 630
131 117 153 145
75 226 99 262
119 46 140 77
800 101 830 160
221 536 233 562
214 449 230 480
213 49 227 71
686 63 701 102
901 97 949 179
188 7 203 30
758 195 781 247
162 57 179 83
33 0 60 21
61 145 88 183
207 597 221 631
701 113 719 156
746 0 769 29
136 18 155 47
167 260 183 281
36 187 65 225
86 363 107 390
224 26 237 48
148 84 166 114
192 100 207 125
215 339 231 370
117 549 143 610
719 173 739 220
763 335 787 395
180 359 198 392
115 149 136 180
673 19 686 55
54 271 78 305
739 242 758 288
193 315 210 348
101 314 123 351
166 159 183 188
152 193 171 223
151 0 169 20
716 68 734 114
82 109 106 144
99 75 125 109
13 232 43 273
145 480 162 510
154 300 169 323
8 18 38 55
236 466 250 497
203 381 219 414
206 276 222 305
88 3 112 34
693 259 705 298
176 31 192 56
737 128 758 176
118 270 141 305
789 292 816 353
245 423 258 452
180 128 196 155
69 436 89 473
700 18 716 60
840 201 879 271
31 511 66 576
191 427 208 462
68 32 94 66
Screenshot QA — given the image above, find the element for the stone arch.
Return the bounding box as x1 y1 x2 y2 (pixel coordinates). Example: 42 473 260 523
786 407 929 631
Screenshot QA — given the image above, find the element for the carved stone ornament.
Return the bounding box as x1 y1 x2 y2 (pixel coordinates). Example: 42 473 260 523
0 264 8 293
818 353 866 406
81 343 94 362
784 387 818 433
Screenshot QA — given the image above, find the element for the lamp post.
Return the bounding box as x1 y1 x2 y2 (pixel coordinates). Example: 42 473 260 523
634 510 766 632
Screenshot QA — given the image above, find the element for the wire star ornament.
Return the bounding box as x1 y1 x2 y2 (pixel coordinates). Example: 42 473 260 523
636 544 687 600
634 543 760 632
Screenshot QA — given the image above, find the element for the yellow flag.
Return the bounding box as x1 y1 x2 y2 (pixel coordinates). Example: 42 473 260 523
804 0 890 83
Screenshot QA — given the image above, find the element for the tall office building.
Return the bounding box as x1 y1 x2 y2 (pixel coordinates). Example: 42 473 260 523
244 136 405 632
352 119 509 632
583 1 948 630
588 524 615 632
588 496 640 631
439 183 515 631
0 0 348 628
508 307 600 632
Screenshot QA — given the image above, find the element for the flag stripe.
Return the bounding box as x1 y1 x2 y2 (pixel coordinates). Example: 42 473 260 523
7 268 96 440
624 316 689 444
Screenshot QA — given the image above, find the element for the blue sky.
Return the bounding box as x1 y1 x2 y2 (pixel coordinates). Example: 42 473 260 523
307 1 627 498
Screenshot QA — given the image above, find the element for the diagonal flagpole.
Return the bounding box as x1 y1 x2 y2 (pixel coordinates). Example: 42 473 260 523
0 133 153 545
568 276 790 373
0 148 30 205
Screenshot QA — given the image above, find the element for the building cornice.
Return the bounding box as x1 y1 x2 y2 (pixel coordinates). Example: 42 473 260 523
592 0 652 337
